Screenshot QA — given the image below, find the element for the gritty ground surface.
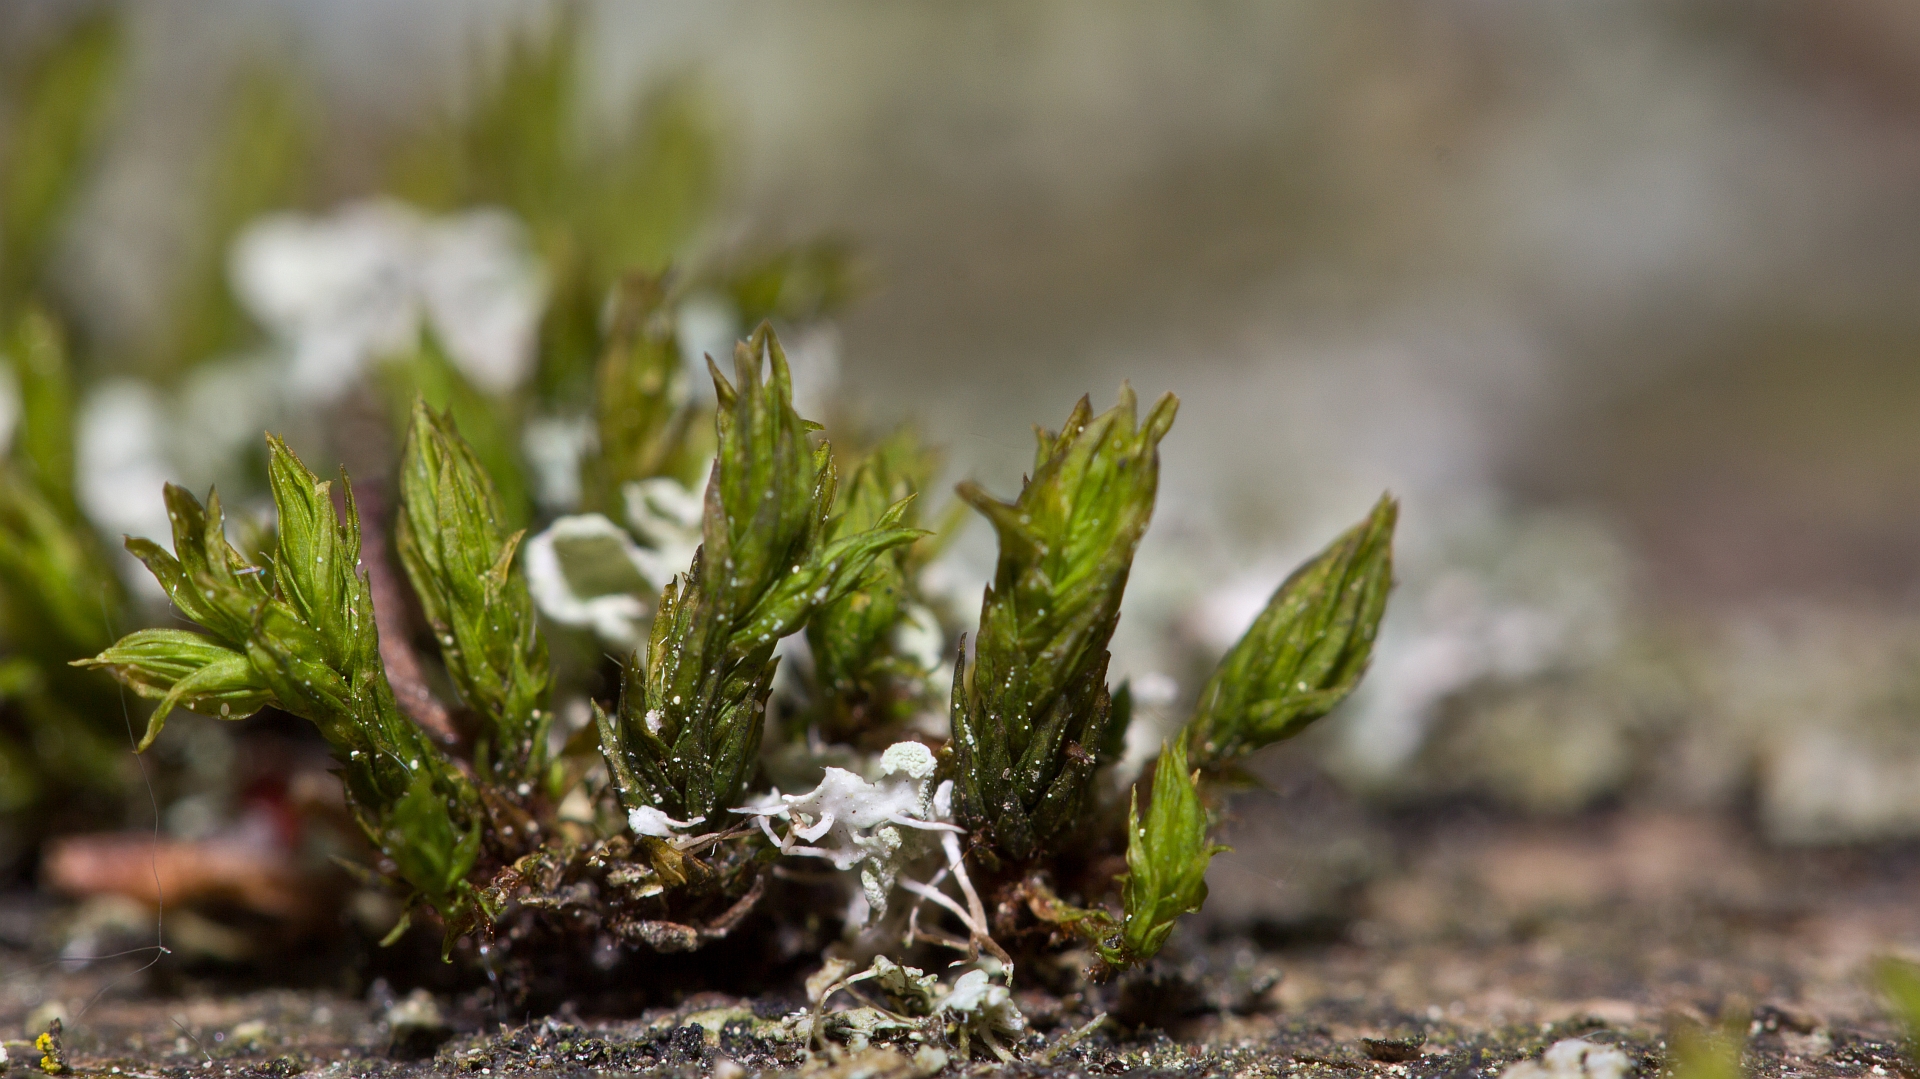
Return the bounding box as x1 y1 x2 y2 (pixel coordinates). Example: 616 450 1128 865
4 803 1919 1078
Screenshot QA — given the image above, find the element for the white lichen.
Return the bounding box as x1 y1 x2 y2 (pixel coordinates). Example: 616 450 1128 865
1501 1038 1631 1079
867 955 939 1015
672 293 739 401
521 415 594 513
891 602 946 676
622 473 708 590
231 198 545 400
522 514 655 647
732 741 957 922
0 361 18 456
937 968 1026 1061
627 805 707 838
76 379 175 553
810 956 1020 1061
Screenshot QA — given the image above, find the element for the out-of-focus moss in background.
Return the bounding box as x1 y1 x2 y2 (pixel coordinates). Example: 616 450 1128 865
8 1 1920 879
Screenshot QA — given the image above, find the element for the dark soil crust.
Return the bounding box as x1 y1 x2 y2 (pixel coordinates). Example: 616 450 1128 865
5 804 1918 1078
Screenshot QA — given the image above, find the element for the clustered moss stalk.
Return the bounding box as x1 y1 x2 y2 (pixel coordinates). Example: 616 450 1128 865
948 388 1175 866
806 425 945 743
594 326 921 823
395 401 553 789
9 0 1410 1020
79 440 497 936
77 312 1395 980
945 391 1396 971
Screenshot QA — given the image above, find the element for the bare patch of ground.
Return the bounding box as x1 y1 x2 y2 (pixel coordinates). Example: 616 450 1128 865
3 802 1917 1077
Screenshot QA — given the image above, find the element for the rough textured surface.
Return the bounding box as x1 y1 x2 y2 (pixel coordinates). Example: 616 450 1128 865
4 794 1918 1078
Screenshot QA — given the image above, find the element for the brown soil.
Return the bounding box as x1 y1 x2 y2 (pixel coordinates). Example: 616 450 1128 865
3 797 1917 1078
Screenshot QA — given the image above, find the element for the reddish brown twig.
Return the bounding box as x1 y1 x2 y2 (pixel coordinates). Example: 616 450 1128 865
43 832 315 922
320 394 461 746
353 481 463 747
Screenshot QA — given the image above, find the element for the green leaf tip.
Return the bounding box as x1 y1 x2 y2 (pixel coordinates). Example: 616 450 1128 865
1114 738 1228 966
385 770 483 910
949 385 1178 863
72 481 271 748
129 483 271 648
253 435 474 815
1184 492 1396 769
73 629 271 750
1029 736 1226 975
806 425 944 741
396 399 552 786
597 324 923 820
378 331 533 530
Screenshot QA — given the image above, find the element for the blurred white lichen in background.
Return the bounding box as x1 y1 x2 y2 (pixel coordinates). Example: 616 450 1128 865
1501 1038 1631 1079
0 362 19 453
621 475 706 581
231 198 546 399
170 355 292 496
673 292 740 395
1328 508 1635 787
667 292 838 420
521 415 594 513
522 468 712 648
775 324 842 422
76 379 174 549
891 603 947 687
1716 606 1920 844
522 514 657 649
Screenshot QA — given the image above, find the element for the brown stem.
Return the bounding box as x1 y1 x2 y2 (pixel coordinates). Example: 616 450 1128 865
325 389 463 748
44 832 317 922
355 480 462 747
